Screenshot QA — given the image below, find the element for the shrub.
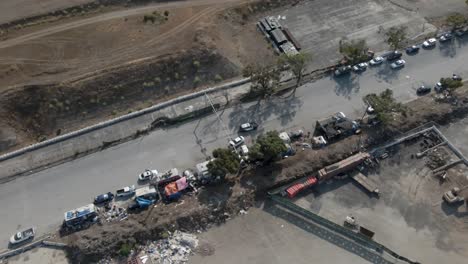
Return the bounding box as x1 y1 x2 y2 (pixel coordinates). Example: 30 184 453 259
119 243 132 257
154 77 161 85
193 76 201 86
164 10 169 17
214 74 223 82
193 60 201 69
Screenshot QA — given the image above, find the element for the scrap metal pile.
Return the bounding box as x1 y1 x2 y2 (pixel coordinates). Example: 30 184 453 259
142 231 199 264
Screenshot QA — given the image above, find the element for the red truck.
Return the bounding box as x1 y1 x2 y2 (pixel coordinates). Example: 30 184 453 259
286 176 318 198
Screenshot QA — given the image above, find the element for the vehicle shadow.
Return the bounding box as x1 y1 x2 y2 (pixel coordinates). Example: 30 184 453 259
440 201 468 218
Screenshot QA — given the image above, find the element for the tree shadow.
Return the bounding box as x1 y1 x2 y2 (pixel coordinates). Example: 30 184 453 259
333 74 361 100
227 95 303 130
373 62 400 84
439 40 457 58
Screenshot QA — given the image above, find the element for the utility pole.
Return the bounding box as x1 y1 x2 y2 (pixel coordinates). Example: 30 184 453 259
204 92 234 144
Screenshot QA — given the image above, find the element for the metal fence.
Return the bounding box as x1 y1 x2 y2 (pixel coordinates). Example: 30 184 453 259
0 78 250 163
269 194 419 264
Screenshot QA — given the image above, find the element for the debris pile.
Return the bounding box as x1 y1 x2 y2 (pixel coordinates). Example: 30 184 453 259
426 148 448 169
103 205 128 222
143 231 199 264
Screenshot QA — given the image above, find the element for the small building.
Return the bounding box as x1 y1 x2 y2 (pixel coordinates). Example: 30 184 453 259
315 112 359 141
279 41 299 56
270 28 288 45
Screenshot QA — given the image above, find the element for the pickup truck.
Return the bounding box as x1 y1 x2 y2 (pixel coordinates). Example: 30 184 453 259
116 185 135 197
10 227 35 245
443 187 465 204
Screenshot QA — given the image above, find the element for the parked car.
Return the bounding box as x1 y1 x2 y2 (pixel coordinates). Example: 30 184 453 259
390 59 405 69
416 85 431 95
9 227 35 245
116 185 136 197
366 105 375 114
240 145 249 156
455 28 468 37
229 136 245 149
452 74 462 81
422 38 436 48
369 56 384 66
94 192 114 204
138 169 158 181
434 82 444 93
334 65 352 77
439 33 453 42
386 51 402 61
405 45 420 54
443 187 464 204
352 62 368 72
239 122 258 132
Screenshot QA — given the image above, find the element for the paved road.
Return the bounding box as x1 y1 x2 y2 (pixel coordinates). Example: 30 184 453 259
1 39 468 246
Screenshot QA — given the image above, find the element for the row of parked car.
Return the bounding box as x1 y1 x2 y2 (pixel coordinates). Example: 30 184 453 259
334 29 467 78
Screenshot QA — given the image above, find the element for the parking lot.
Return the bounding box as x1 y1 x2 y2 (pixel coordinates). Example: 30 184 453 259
278 0 436 69
293 124 468 264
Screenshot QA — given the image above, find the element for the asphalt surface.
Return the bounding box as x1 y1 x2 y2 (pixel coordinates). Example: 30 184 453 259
1 38 468 246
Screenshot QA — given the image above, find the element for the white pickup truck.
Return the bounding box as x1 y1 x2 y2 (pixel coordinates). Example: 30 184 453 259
10 227 35 245
116 185 136 197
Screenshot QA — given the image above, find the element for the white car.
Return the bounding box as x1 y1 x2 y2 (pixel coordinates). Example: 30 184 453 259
352 62 368 72
239 122 258 132
240 145 249 156
116 185 136 197
390 59 405 69
434 82 444 93
10 227 35 245
422 38 436 48
229 136 245 149
138 169 158 181
369 56 384 66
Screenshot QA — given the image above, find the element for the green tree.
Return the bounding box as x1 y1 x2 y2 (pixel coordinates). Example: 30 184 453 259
364 89 406 125
278 51 312 93
338 39 369 64
446 13 466 29
385 26 407 50
249 131 287 163
440 77 463 92
207 148 240 178
242 63 280 98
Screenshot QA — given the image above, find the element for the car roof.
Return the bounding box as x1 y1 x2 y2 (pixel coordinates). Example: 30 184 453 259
241 123 250 128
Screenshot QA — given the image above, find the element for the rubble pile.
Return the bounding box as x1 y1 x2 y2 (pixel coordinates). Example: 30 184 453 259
143 231 199 264
426 148 448 169
103 205 128 222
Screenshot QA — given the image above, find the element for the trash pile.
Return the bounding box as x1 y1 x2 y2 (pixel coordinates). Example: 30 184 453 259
143 231 199 264
104 205 128 222
426 148 448 169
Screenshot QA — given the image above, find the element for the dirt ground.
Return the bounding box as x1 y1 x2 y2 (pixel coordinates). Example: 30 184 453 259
294 135 468 263
0 0 297 154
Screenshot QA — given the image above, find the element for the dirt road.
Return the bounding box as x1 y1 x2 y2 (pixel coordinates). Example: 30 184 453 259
0 0 243 50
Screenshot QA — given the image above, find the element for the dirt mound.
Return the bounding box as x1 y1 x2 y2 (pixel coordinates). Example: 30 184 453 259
0 48 238 146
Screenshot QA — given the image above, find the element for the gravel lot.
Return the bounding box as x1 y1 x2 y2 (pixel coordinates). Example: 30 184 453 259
293 123 468 264
278 0 436 68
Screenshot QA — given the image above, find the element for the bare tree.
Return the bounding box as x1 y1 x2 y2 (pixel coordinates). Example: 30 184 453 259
385 26 407 50
278 51 312 94
242 63 281 98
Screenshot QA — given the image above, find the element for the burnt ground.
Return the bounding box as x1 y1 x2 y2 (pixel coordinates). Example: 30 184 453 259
0 0 300 154
61 86 468 262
